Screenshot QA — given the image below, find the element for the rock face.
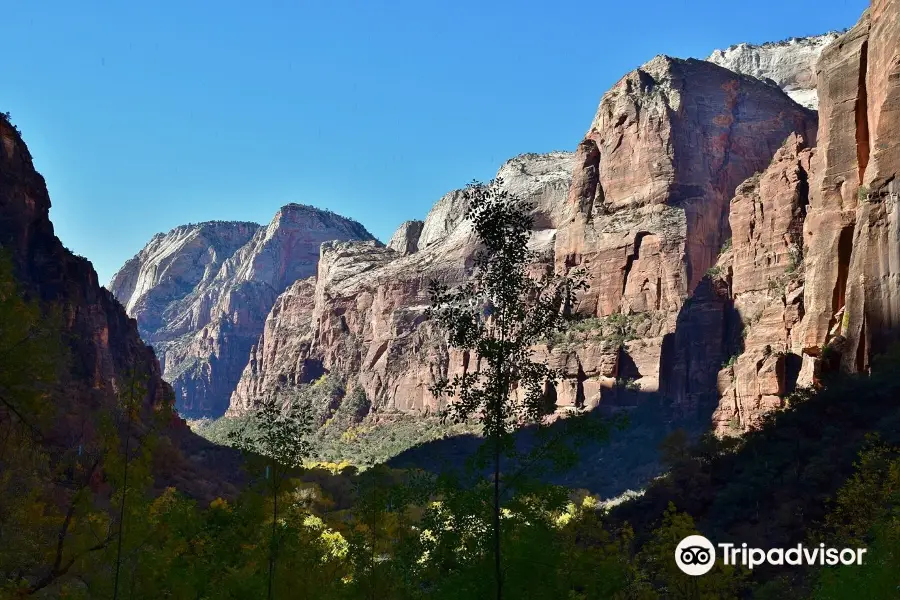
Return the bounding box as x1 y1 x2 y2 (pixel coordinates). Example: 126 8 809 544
109 221 261 335
1 114 169 409
0 114 239 499
706 33 841 109
110 205 375 417
798 1 900 371
714 134 814 431
228 152 576 414
387 220 424 255
557 57 816 316
550 56 816 416
178 2 900 438
711 0 900 433
229 57 817 420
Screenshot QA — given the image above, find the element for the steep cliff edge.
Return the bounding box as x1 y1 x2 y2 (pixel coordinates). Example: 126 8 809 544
706 33 841 109
0 113 168 408
387 220 424 255
0 114 239 499
709 0 899 432
111 206 376 418
798 1 900 371
713 134 814 431
109 221 261 333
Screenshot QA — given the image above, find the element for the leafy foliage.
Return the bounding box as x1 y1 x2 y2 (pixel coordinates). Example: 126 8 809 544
548 311 655 351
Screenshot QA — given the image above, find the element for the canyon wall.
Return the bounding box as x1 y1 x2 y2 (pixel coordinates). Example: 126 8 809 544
228 57 817 420
120 0 899 436
713 1 899 431
110 205 375 417
0 114 238 499
799 2 900 369
1 114 169 409
228 152 576 415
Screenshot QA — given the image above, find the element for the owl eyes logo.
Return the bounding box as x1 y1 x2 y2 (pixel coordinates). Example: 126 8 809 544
680 546 712 565
675 535 716 575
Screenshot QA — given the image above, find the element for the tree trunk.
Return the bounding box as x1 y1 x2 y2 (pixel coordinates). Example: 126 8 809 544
492 363 505 600
113 378 135 600
269 465 277 600
493 430 502 600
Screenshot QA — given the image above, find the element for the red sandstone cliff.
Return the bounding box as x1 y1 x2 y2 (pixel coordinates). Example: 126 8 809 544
712 0 899 432
228 56 818 420
228 152 576 415
133 0 900 438
799 2 900 369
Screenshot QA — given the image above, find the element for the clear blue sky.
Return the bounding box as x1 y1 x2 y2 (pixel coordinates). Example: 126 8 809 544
1 0 865 284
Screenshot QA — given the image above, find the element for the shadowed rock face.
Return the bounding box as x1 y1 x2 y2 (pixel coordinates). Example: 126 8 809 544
0 115 240 500
706 33 841 109
714 134 814 431
110 205 376 418
798 0 900 371
710 0 899 433
1 115 168 408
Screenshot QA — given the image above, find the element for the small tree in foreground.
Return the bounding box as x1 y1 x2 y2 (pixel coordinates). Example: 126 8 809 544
427 177 593 600
228 395 313 600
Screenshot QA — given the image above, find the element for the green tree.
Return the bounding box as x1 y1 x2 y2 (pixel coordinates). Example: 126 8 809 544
0 250 64 440
228 394 313 600
811 440 900 599
427 177 589 600
636 503 746 599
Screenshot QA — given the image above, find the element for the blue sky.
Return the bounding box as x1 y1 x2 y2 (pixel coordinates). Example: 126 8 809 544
1 0 865 284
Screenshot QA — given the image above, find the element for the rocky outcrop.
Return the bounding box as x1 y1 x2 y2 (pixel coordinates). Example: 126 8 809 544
714 135 813 431
228 152 576 414
231 277 317 404
711 0 899 432
706 33 840 109
109 221 261 334
387 220 424 255
0 114 239 500
551 56 816 415
219 4 900 436
1 114 169 408
557 57 816 317
111 205 375 417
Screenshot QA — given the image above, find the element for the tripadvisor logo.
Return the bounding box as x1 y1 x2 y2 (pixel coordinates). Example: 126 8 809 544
675 535 867 576
675 535 716 576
